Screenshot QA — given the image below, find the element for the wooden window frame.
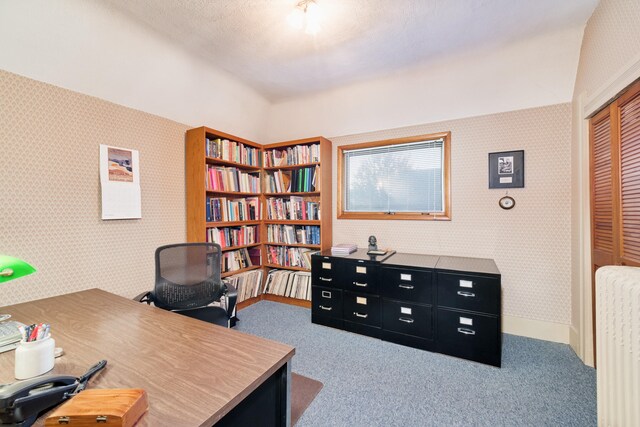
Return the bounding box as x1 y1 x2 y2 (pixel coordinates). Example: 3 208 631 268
338 132 451 221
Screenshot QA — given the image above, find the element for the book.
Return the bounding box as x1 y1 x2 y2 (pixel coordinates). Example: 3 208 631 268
331 243 357 255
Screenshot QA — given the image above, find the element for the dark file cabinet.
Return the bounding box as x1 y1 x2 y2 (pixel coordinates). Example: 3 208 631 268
311 255 343 289
436 308 500 367
437 272 500 315
343 291 381 326
382 299 433 339
380 266 433 304
340 259 379 294
311 250 502 367
311 285 344 330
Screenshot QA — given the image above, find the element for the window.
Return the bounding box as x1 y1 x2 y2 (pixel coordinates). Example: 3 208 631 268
338 132 451 220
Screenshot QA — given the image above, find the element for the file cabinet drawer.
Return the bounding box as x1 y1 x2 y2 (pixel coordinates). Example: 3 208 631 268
437 272 500 315
382 299 432 339
341 260 378 294
343 292 380 327
436 308 501 367
311 286 342 319
380 267 433 304
311 255 342 289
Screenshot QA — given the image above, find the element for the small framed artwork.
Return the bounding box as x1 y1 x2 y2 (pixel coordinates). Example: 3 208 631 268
489 150 524 188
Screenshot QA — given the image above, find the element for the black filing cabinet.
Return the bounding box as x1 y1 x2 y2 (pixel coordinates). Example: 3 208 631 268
311 255 344 329
434 256 502 367
311 250 502 367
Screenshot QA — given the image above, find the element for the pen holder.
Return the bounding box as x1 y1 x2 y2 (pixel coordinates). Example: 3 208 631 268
15 336 56 379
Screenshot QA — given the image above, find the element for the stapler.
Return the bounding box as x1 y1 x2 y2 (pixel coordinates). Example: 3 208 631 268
0 360 106 427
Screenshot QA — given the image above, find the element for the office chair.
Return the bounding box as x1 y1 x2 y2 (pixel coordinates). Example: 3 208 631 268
134 243 237 328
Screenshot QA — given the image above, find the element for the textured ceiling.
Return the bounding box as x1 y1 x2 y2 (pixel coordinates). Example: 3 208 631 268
103 0 598 101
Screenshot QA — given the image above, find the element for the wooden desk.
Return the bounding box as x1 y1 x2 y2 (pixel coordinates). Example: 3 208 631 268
0 289 295 426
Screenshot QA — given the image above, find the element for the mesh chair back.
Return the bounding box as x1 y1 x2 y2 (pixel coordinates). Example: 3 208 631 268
153 243 223 310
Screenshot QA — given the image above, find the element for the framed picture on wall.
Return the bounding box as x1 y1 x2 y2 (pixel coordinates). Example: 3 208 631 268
488 150 524 188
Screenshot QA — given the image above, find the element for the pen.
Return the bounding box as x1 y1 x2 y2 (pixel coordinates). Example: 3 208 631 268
36 323 45 341
28 324 39 342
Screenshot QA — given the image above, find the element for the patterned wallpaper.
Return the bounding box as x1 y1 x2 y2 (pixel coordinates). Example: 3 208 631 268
0 69 573 326
574 0 640 96
0 70 188 306
331 104 572 324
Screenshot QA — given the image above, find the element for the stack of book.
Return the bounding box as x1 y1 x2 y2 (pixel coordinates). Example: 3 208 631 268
263 270 312 301
331 243 357 256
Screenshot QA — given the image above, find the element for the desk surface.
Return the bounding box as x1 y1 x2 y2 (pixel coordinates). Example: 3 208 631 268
0 289 295 426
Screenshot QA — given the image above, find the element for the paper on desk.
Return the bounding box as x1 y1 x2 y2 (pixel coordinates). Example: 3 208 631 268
100 144 141 220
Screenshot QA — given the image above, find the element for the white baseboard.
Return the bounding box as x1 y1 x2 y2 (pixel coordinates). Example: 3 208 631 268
569 325 580 350
502 315 570 344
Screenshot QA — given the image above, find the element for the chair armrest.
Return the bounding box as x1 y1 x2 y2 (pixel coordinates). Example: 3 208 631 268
133 291 153 304
223 283 237 318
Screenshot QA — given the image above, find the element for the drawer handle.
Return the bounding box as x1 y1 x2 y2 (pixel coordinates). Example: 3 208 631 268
399 317 414 324
398 284 414 290
457 327 476 335
353 281 368 287
321 291 332 298
457 291 476 297
319 305 332 311
354 312 368 318
319 277 332 282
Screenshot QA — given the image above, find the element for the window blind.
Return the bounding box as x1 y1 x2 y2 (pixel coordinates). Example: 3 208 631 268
344 139 444 213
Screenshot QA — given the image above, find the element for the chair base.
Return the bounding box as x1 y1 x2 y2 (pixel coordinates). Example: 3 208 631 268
175 307 234 328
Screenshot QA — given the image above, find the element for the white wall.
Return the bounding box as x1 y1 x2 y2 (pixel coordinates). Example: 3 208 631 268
266 27 585 141
0 0 269 141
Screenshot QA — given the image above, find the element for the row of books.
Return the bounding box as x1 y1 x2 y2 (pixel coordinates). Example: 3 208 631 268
265 246 315 269
206 166 260 193
206 225 258 248
222 247 261 274
223 269 263 303
267 224 321 245
264 167 318 193
206 196 260 222
266 196 320 221
263 144 320 167
263 269 312 301
206 137 259 167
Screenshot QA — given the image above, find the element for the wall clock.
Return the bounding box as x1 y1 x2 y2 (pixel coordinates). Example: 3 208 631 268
499 195 515 210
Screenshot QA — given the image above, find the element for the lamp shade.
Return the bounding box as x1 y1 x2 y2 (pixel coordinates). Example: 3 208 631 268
0 255 36 284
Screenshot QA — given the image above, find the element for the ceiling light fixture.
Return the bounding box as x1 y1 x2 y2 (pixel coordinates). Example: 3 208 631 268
287 0 321 35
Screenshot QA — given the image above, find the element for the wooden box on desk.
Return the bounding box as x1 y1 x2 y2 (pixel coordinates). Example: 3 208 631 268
45 389 148 427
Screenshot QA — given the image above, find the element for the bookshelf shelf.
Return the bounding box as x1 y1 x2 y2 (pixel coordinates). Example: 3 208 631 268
264 242 321 249
205 157 261 170
221 265 262 278
263 294 311 309
263 192 320 197
187 127 332 308
220 243 262 252
206 220 261 227
236 295 263 310
263 220 322 225
263 264 310 272
263 162 320 171
205 190 261 197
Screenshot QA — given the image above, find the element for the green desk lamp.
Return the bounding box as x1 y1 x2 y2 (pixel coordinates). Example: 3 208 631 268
0 255 36 321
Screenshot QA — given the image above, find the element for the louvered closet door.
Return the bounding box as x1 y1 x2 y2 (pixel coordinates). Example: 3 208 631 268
618 85 640 266
590 108 615 269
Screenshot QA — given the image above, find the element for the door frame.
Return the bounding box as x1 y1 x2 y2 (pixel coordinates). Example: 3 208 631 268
573 53 640 367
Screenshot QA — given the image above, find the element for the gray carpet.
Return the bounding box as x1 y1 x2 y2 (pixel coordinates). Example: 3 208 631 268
236 301 596 426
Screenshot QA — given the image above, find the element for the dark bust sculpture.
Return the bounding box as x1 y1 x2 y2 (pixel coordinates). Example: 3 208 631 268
368 235 378 251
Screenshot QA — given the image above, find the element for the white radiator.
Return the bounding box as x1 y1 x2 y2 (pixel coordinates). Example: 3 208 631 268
596 266 640 426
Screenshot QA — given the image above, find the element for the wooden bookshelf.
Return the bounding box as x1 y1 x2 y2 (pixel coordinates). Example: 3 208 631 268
186 127 263 286
186 128 331 309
